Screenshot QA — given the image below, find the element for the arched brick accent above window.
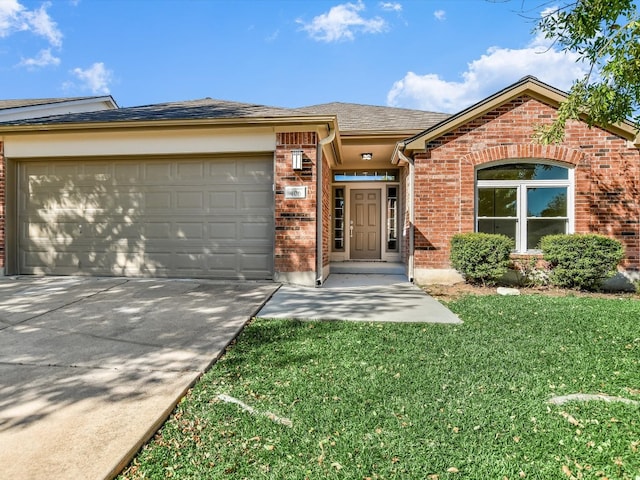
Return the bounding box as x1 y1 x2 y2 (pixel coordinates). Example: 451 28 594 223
462 144 585 167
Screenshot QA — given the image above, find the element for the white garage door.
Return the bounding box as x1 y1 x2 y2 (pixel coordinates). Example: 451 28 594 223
18 156 274 279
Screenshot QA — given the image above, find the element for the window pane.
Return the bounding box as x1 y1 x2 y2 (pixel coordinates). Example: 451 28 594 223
386 186 398 251
477 163 568 180
333 188 345 250
527 188 567 217
333 170 398 182
478 188 517 217
478 219 517 242
527 219 567 249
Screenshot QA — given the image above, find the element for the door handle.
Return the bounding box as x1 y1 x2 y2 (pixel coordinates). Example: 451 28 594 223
350 225 354 238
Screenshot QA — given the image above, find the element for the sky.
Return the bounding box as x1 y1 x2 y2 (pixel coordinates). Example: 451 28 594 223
0 0 589 113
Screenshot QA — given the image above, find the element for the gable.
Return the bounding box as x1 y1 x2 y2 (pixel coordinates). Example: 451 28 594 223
403 76 639 153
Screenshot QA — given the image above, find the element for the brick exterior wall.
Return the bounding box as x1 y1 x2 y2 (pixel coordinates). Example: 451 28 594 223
0 141 4 272
414 95 640 272
274 132 318 280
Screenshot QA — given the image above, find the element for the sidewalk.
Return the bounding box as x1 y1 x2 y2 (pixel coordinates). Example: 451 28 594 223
257 274 462 324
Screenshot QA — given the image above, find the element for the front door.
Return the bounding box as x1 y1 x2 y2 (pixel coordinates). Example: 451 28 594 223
350 189 381 259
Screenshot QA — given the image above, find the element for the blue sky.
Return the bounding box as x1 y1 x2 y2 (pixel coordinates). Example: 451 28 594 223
1 0 588 112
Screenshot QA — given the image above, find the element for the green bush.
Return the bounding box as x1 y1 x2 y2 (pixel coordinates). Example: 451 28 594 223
450 233 514 285
540 234 624 290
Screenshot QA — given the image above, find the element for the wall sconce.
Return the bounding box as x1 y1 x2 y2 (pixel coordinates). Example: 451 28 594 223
361 152 373 161
292 149 303 170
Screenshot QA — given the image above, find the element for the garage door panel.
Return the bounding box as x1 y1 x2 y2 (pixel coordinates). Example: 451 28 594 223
176 191 204 210
177 162 205 179
209 223 237 240
242 222 273 240
175 222 206 240
143 162 173 182
19 156 274 279
115 164 140 183
209 191 237 209
242 191 272 209
145 191 172 210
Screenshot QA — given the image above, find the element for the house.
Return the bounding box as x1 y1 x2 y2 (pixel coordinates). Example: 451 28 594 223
0 76 638 286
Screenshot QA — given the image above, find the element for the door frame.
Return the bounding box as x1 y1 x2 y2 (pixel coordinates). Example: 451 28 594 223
330 181 401 262
349 188 382 260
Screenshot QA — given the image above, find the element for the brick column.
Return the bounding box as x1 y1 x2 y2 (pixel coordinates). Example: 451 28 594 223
274 132 317 286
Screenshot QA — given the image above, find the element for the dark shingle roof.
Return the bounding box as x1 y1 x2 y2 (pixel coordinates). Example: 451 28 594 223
0 97 450 134
1 98 315 126
297 102 451 132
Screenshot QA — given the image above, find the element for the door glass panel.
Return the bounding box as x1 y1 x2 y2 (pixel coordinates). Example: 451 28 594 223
386 186 397 251
333 188 345 250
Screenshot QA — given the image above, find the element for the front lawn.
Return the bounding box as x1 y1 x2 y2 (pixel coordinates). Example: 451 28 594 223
120 295 640 479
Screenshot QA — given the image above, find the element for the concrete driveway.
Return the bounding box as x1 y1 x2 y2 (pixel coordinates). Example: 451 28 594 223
0 276 278 480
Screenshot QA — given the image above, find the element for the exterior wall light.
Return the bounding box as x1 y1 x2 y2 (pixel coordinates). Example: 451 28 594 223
292 149 303 170
361 152 373 161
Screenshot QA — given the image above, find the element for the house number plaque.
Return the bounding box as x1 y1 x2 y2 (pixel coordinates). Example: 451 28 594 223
284 186 307 199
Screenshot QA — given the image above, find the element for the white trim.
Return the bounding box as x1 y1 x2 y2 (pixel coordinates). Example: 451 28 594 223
330 180 401 262
475 162 574 253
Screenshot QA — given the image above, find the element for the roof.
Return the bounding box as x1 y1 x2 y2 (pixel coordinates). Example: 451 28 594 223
0 97 103 111
0 98 322 127
297 102 450 133
403 75 640 151
0 96 117 112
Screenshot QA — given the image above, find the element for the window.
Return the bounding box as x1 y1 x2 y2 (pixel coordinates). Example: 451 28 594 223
333 187 345 251
476 162 572 252
387 186 398 251
333 170 398 182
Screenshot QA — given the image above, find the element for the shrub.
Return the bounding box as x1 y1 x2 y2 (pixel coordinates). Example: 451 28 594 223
511 256 550 287
540 234 624 290
450 233 514 285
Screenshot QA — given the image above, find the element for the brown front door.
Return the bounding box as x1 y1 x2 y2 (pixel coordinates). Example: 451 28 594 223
350 189 381 259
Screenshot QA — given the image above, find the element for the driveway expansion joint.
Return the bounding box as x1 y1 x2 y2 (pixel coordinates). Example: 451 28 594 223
9 278 131 327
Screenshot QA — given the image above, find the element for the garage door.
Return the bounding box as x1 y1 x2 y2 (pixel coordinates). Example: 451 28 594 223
18 156 274 279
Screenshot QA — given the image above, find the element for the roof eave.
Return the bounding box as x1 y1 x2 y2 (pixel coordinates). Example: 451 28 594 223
0 96 118 116
0 115 338 134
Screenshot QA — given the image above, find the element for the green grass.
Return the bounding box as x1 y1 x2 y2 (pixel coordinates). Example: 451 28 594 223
120 295 640 479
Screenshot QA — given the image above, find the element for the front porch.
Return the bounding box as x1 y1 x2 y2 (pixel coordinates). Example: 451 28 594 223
329 261 405 275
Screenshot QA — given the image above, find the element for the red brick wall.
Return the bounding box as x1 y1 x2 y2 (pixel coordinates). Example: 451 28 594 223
0 141 4 271
274 132 317 275
414 95 640 271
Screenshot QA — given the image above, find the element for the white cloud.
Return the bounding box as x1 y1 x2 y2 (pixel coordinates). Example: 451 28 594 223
0 0 26 37
380 2 402 12
23 2 62 47
387 27 588 112
0 0 62 46
298 0 387 42
434 9 446 21
19 48 60 67
70 62 113 94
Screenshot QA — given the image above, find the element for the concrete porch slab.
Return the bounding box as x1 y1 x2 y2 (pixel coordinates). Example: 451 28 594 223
257 274 461 324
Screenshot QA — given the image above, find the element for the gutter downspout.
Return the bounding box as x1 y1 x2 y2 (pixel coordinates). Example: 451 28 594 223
397 146 415 283
316 126 336 286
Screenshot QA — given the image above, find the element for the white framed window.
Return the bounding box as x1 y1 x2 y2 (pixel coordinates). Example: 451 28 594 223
476 162 573 253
